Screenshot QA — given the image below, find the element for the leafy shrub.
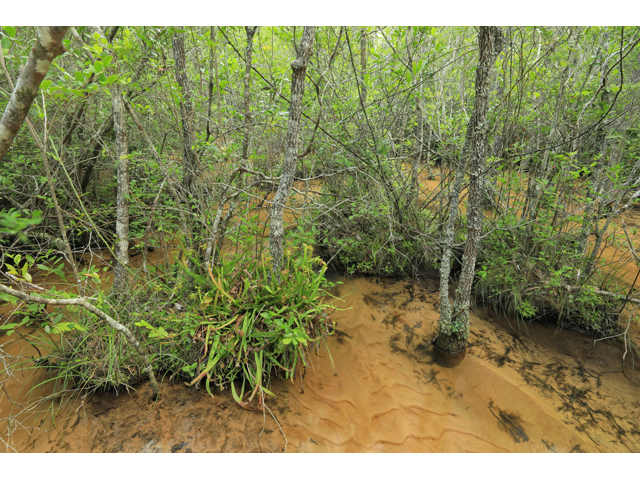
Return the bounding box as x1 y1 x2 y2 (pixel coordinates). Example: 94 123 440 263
315 168 438 276
475 210 621 337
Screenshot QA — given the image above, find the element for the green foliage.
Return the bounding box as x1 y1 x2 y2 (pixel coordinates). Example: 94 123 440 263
19 210 338 406
475 208 621 337
315 166 437 277
4 25 640 416
0 209 42 240
155 241 337 404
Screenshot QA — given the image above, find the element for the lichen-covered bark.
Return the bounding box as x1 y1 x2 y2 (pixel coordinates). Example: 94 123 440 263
436 26 502 355
436 158 469 349
269 26 316 280
0 27 69 161
204 27 217 144
111 83 130 293
172 27 198 193
242 27 257 161
360 28 368 105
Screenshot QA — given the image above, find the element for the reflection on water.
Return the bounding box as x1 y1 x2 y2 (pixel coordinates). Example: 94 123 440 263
2 275 639 452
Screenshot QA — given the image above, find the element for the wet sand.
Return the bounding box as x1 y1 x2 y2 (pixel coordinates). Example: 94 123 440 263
3 276 639 453
2 168 640 452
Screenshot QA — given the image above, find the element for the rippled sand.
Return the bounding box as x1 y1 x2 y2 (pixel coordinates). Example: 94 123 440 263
3 276 639 453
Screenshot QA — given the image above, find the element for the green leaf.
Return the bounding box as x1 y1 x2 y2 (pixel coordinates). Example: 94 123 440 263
24 271 32 283
102 54 113 67
3 26 16 37
0 292 16 302
93 60 103 73
1 38 11 50
74 71 84 83
40 80 52 91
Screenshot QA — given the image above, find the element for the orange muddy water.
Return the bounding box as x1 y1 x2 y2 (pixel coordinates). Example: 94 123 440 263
2 275 639 453
2 172 640 453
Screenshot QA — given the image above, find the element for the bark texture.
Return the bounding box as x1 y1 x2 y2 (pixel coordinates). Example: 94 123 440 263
242 27 257 161
0 27 69 161
204 27 218 144
360 28 368 105
436 26 502 355
111 83 130 292
269 26 316 280
172 27 198 193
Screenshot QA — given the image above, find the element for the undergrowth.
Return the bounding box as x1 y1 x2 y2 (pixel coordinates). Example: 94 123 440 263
315 167 438 276
1 211 339 409
475 210 622 337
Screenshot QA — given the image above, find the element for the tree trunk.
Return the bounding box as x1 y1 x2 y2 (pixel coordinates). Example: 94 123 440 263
269 26 316 280
111 83 130 293
172 27 198 193
435 26 502 356
204 26 216 144
87 26 131 294
360 28 368 105
242 27 257 162
0 27 69 161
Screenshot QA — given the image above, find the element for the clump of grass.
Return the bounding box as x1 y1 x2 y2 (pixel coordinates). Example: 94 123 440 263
144 241 338 407
17 213 339 409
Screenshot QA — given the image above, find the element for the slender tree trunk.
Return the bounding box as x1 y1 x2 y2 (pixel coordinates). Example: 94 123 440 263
87 26 131 293
111 83 130 293
436 158 470 336
435 26 502 356
0 27 69 161
360 28 368 105
269 26 316 280
172 27 198 193
242 27 257 162
204 27 216 144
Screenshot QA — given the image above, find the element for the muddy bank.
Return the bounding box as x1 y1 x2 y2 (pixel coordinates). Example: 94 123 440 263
3 276 639 452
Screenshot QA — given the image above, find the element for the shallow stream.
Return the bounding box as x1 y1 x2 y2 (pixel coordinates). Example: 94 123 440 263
2 274 639 452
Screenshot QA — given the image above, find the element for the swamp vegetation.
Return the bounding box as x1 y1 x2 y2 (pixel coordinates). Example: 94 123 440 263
1 26 640 452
